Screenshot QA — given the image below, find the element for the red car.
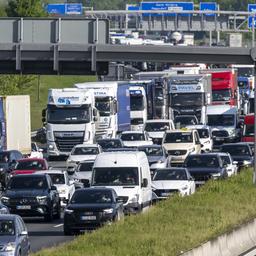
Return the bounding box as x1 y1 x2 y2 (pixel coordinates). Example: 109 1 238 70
11 158 48 176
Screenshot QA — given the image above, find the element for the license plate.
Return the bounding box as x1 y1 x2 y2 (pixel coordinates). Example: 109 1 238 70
81 216 96 220
215 137 224 141
17 205 31 210
161 193 171 197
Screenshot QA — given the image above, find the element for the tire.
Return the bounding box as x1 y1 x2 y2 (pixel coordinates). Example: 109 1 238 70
64 226 72 236
44 207 53 222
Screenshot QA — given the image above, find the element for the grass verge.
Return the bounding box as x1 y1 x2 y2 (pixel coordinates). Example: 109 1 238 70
22 75 96 130
34 168 256 256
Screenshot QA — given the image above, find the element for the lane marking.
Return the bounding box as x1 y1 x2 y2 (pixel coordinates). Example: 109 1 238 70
53 224 63 228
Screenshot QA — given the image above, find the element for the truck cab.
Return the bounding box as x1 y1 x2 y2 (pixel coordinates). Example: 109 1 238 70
206 105 240 146
168 74 212 124
242 114 254 142
74 81 130 139
44 88 98 159
129 85 147 131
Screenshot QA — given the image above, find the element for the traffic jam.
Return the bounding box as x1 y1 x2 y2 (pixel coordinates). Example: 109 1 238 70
0 64 254 254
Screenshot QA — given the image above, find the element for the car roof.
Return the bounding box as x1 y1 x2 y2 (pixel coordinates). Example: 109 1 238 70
12 173 48 178
156 167 187 171
165 129 192 133
121 131 144 134
186 125 211 130
187 153 219 157
18 158 45 162
40 170 65 174
145 119 171 123
78 160 95 164
97 138 121 141
75 188 115 193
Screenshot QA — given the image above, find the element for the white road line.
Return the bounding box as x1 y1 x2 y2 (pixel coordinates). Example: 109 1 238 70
53 224 63 228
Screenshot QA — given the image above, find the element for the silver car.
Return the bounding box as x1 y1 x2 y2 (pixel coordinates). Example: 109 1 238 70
0 214 30 256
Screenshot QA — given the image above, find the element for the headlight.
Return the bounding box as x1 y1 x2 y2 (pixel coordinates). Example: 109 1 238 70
243 160 251 165
128 194 139 204
3 242 15 252
211 173 221 179
181 185 188 190
204 140 210 144
1 197 9 204
103 208 114 214
0 168 4 172
37 196 47 204
48 144 54 150
188 148 195 153
47 131 54 141
64 208 74 214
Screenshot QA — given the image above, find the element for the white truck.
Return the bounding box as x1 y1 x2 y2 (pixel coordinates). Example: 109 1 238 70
0 95 31 154
168 74 212 124
43 88 98 159
74 81 131 138
206 105 240 145
129 84 148 131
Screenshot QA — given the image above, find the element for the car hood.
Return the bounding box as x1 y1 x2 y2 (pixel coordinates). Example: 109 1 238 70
0 236 16 244
229 156 253 161
152 180 188 190
186 167 222 174
67 203 114 210
163 143 193 150
73 172 92 181
148 156 164 163
68 155 97 162
4 189 48 197
123 141 153 147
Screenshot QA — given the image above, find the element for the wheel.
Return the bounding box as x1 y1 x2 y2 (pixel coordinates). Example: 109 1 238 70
44 208 53 222
64 225 72 236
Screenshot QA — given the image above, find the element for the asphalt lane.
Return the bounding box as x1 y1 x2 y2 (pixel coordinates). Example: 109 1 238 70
25 215 74 252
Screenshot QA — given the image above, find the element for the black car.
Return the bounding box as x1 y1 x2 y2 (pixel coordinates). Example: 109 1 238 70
97 138 124 152
64 188 124 235
1 174 61 221
220 143 253 169
0 150 23 189
184 153 228 185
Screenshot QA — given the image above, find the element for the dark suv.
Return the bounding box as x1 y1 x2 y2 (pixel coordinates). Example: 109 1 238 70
0 150 23 189
1 174 61 222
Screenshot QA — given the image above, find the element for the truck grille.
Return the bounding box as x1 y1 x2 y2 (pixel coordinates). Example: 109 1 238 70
54 134 84 152
212 130 229 138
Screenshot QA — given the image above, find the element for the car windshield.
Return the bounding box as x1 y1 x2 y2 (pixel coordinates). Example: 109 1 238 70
8 176 48 190
153 169 188 181
72 147 99 155
92 167 139 186
207 115 235 126
197 129 210 139
0 220 15 236
212 89 231 102
139 147 163 156
95 98 111 117
77 162 94 172
15 160 45 170
130 95 144 111
47 174 65 184
221 145 251 156
0 152 10 163
121 133 145 141
170 93 204 107
144 122 170 132
186 155 220 168
47 105 91 124
174 116 198 128
221 156 231 165
97 140 122 149
71 190 113 204
164 132 193 143
237 67 253 77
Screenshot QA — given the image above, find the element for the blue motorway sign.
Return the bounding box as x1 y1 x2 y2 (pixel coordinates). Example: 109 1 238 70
47 3 82 15
248 4 256 28
127 5 140 11
199 2 217 17
140 2 194 17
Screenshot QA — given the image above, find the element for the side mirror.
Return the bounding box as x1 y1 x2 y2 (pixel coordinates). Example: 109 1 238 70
39 148 43 152
142 178 148 188
63 199 69 204
117 198 123 204
233 161 238 165
67 169 75 176
189 176 194 181
93 116 98 122
20 230 28 236
200 144 204 147
42 117 46 123
51 185 57 190
93 108 98 117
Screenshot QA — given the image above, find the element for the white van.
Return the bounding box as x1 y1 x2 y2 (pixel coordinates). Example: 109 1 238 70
91 152 152 214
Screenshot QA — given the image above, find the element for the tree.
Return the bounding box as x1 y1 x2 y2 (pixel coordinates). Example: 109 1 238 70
6 0 46 17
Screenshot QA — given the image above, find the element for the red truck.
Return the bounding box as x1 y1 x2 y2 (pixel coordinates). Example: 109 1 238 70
242 114 254 142
200 69 238 107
